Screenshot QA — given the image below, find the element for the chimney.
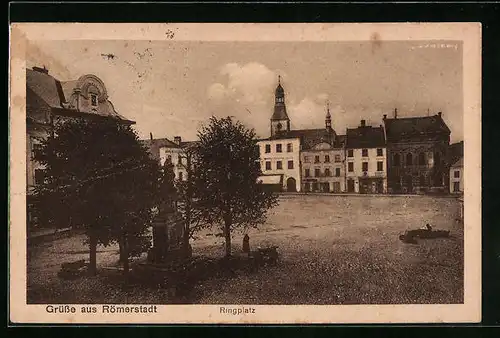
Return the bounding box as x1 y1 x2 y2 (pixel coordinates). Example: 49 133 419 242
394 108 398 119
150 132 153 140
174 136 182 145
383 114 387 120
437 112 442 118
360 119 366 127
32 66 49 74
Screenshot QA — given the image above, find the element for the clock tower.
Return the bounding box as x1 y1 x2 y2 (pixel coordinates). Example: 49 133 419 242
270 75 290 137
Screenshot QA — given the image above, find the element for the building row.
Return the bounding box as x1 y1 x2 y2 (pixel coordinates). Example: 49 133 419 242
256 79 464 195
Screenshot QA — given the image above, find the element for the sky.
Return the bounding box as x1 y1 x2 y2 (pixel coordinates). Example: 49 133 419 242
26 39 463 143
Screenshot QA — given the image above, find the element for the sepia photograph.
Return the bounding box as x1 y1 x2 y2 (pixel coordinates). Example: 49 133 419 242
9 23 481 324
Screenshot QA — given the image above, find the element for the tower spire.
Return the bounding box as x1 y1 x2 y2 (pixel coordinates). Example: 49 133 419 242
278 74 281 84
325 100 332 130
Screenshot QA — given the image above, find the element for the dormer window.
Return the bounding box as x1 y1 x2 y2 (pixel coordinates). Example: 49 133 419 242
90 94 98 107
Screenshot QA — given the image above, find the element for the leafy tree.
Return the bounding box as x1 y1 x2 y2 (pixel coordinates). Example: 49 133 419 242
33 118 161 275
192 116 279 257
174 145 206 257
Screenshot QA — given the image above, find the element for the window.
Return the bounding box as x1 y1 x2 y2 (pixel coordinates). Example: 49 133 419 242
314 155 320 163
348 162 354 172
287 143 293 152
406 153 413 166
304 156 310 163
305 168 310 177
377 161 383 172
335 155 341 163
34 169 45 185
325 155 330 163
362 162 368 172
288 160 294 169
377 148 383 156
325 168 331 177
276 144 282 153
453 182 460 192
362 149 368 157
304 183 310 192
420 175 426 186
90 94 98 107
32 143 42 159
393 153 400 167
454 170 460 178
167 155 172 164
418 152 426 165
265 144 271 153
335 168 341 177
347 149 354 157
265 161 271 170
277 161 283 170
178 172 183 181
314 168 321 177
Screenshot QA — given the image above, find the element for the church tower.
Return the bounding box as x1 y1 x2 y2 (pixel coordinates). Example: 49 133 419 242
325 101 332 130
270 75 290 137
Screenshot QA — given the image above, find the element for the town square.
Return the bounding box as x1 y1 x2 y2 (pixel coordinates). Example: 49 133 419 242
22 33 466 307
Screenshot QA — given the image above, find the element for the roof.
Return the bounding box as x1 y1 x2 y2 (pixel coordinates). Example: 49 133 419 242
271 104 289 121
26 68 134 124
449 141 464 164
346 126 386 149
383 114 451 143
141 137 198 161
451 157 463 168
27 68 65 108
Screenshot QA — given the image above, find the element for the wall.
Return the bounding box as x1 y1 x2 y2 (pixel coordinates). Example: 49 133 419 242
386 141 449 193
258 138 301 192
301 145 345 192
159 146 188 181
449 166 464 194
345 147 387 193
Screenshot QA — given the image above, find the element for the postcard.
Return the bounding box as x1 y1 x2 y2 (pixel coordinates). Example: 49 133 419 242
9 22 481 324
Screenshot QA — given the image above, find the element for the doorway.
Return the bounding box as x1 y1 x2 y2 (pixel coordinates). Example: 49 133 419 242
286 177 297 192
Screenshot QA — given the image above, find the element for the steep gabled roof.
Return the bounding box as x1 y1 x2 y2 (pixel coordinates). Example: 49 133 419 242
346 126 385 149
26 68 66 108
383 114 451 143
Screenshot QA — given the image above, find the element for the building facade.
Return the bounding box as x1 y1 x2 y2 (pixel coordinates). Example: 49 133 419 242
300 105 346 193
142 135 196 182
449 157 463 194
383 110 451 194
345 120 387 194
257 137 302 192
26 66 134 227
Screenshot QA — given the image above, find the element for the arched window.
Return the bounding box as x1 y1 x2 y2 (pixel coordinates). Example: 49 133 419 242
418 152 426 165
393 153 400 167
406 153 413 166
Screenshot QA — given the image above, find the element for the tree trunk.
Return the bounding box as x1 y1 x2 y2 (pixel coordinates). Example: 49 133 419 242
89 232 97 275
118 241 125 263
122 235 129 276
224 214 232 257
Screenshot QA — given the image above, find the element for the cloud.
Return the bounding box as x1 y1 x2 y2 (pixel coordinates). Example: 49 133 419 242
288 98 328 129
207 83 227 101
208 62 277 105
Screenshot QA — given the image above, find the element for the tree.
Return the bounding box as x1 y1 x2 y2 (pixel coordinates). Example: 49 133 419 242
174 145 204 257
33 118 161 275
192 116 279 257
